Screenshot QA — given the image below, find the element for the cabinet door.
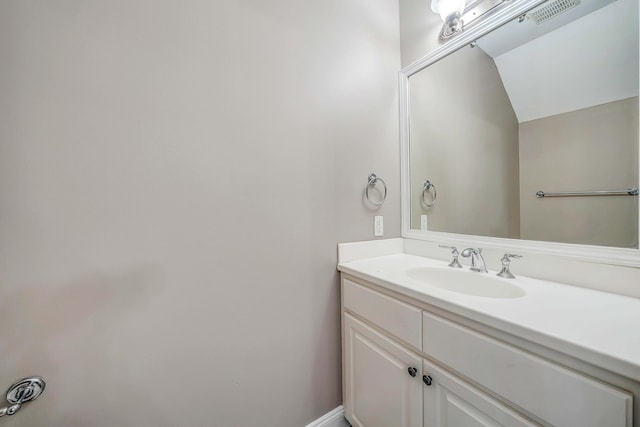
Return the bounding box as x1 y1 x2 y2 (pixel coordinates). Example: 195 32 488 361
344 313 422 427
423 312 632 427
423 359 539 427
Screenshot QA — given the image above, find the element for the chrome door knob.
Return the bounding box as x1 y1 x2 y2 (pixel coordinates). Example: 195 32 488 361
0 377 45 417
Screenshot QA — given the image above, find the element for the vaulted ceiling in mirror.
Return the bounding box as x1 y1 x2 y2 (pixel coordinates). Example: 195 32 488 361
477 0 638 122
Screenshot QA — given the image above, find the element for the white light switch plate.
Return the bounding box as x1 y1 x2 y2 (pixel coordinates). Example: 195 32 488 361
374 216 384 237
421 215 428 231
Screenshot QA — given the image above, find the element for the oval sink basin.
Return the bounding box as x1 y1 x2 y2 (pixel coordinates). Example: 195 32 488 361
406 267 526 299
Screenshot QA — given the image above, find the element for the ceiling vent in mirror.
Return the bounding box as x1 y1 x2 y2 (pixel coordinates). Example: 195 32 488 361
526 0 581 24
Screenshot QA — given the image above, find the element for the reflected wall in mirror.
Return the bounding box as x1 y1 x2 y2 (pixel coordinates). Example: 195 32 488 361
409 0 639 248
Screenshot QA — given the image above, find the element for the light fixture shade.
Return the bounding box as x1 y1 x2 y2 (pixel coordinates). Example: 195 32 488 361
431 0 466 22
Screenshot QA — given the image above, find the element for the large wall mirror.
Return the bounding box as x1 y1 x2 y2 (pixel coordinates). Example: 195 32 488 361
401 0 640 265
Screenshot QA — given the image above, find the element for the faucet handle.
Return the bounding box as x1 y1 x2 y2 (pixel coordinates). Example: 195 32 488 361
501 253 522 263
497 254 522 278
439 245 463 268
439 244 458 254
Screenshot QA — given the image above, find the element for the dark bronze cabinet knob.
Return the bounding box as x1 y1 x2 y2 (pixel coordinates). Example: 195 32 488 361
407 367 418 377
423 375 433 386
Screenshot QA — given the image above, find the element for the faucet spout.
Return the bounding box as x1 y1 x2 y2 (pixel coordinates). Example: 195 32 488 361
461 248 488 273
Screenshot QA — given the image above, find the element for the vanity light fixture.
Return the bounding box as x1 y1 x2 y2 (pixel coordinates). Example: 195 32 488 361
431 0 466 39
431 0 511 40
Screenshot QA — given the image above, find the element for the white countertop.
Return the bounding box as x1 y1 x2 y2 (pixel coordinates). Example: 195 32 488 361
338 253 640 382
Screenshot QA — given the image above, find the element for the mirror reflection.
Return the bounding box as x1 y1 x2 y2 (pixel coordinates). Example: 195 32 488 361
409 0 639 248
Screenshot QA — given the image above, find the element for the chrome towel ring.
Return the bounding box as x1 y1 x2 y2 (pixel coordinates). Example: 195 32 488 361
366 174 387 207
422 180 437 208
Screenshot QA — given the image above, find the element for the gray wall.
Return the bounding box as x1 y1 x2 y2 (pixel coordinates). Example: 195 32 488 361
410 46 520 238
399 0 443 66
519 97 639 248
0 1 400 426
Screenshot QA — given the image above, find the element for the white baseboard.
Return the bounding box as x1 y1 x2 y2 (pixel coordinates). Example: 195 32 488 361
305 406 349 427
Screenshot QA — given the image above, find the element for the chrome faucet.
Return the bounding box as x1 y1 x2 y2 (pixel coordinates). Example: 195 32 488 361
461 248 487 273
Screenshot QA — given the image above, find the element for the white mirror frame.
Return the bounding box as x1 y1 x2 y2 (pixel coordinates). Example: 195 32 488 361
400 0 640 267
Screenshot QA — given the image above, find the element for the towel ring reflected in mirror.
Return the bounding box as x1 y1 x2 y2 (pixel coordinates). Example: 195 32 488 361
422 180 437 208
366 174 387 207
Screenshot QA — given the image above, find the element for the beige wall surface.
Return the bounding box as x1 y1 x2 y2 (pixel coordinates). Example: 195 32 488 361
398 0 443 67
519 97 639 248
409 46 520 238
0 1 401 426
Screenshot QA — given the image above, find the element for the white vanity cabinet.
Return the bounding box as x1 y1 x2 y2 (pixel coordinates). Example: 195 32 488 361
341 276 635 427
344 313 422 427
343 274 424 427
422 358 537 427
